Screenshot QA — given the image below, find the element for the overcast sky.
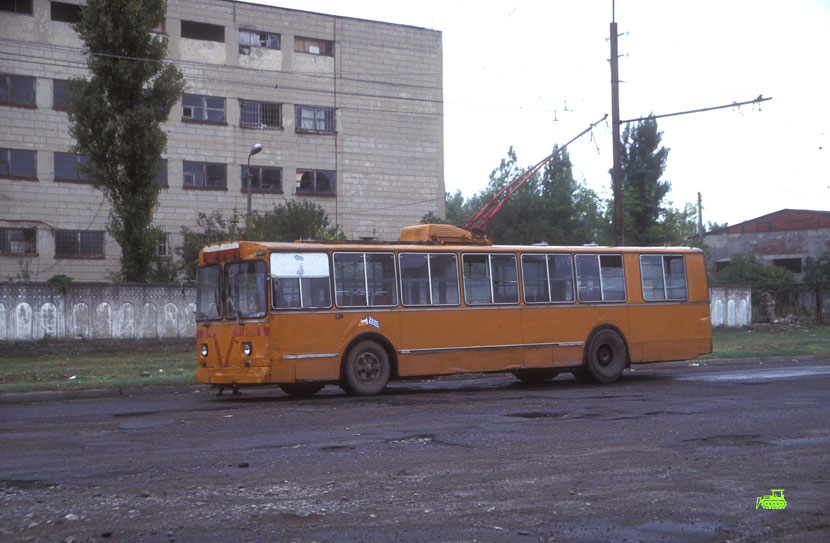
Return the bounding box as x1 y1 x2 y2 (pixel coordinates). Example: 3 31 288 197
253 0 829 227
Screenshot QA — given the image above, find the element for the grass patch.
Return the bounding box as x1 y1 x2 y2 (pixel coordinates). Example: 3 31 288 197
0 351 195 393
708 323 830 359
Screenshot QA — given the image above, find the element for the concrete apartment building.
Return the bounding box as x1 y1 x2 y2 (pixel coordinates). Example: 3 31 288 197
0 0 445 281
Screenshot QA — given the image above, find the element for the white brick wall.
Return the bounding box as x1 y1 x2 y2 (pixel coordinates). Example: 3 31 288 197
0 0 444 281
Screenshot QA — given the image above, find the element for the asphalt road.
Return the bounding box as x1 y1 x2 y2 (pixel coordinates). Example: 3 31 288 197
1 357 828 543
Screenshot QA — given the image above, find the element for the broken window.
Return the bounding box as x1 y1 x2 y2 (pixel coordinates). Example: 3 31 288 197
54 152 91 182
181 20 224 42
241 165 282 193
183 161 226 189
50 1 81 23
0 0 33 15
182 93 225 123
0 73 36 107
296 169 335 195
0 227 37 255
55 230 104 259
772 257 802 274
239 99 281 129
239 29 280 54
0 148 36 179
295 105 334 133
294 36 333 56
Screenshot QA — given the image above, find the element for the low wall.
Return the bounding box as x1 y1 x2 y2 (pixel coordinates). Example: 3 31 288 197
708 287 752 327
0 283 759 344
0 283 196 342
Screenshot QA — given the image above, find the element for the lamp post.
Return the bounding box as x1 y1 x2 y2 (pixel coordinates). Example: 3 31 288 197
246 143 263 216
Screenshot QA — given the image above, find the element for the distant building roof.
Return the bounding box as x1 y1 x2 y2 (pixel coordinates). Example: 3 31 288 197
707 209 830 235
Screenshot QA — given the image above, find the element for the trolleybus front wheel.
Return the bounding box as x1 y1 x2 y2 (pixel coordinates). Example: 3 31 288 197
583 328 627 383
343 340 390 396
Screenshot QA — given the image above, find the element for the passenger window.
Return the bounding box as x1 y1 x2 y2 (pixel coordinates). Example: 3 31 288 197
463 253 518 305
575 254 625 302
270 252 331 309
522 254 574 303
333 252 397 307
400 253 459 306
640 254 687 301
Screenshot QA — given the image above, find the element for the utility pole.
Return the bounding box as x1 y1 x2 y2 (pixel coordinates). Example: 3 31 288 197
610 3 624 245
697 192 704 237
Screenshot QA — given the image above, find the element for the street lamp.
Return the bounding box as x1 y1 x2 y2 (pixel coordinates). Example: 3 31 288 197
246 143 263 216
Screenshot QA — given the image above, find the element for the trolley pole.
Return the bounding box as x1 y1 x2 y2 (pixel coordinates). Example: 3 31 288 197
610 18 624 246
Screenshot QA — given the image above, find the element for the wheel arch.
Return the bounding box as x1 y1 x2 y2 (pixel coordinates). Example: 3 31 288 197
341 332 399 381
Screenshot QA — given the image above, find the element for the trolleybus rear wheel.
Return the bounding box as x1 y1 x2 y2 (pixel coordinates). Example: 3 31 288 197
584 329 627 383
343 340 390 396
279 382 324 398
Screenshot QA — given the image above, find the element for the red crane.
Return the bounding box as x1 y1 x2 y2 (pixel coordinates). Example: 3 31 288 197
463 114 608 238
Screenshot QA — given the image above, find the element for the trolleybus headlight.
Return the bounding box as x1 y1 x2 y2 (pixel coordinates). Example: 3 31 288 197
243 342 252 356
200 344 208 357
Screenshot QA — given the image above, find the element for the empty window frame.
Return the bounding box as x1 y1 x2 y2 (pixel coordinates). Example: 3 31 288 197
50 1 81 23
640 254 687 301
0 227 36 255
52 79 70 110
399 252 460 306
0 148 36 179
1 0 33 15
151 159 167 186
296 169 335 195
54 152 91 182
180 20 224 42
239 99 281 129
772 258 802 274
239 29 280 54
182 93 225 123
0 73 36 107
183 161 226 189
575 254 626 302
521 253 575 303
55 229 104 259
270 252 332 309
333 252 398 307
294 36 333 56
462 253 519 305
295 105 334 133
241 165 282 193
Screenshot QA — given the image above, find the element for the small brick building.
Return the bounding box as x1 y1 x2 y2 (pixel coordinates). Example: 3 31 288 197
703 209 830 279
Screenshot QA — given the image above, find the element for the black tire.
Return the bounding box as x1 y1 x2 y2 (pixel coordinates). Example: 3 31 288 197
279 382 324 398
512 368 559 384
571 367 595 383
584 329 627 383
343 340 390 396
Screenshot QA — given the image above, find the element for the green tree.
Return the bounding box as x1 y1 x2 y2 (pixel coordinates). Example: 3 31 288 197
803 253 830 284
711 254 795 286
178 203 344 279
68 0 184 282
620 118 671 245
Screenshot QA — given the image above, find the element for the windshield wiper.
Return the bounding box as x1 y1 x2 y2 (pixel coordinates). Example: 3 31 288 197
227 295 242 325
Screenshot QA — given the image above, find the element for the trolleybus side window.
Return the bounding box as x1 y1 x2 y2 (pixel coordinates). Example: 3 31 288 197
333 252 397 307
399 252 460 306
575 254 625 302
270 252 331 309
225 261 268 319
196 264 222 320
462 253 519 305
640 254 688 301
521 253 575 303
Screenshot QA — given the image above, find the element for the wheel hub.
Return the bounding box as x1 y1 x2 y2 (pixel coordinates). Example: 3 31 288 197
355 352 380 383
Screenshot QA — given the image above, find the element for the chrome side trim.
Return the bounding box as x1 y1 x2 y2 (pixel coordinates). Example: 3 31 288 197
398 341 584 355
282 352 339 360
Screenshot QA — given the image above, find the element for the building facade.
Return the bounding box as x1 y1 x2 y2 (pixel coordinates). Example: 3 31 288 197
703 209 830 279
0 0 445 281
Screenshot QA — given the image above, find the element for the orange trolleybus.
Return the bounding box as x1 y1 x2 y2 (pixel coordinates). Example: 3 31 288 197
195 224 712 396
